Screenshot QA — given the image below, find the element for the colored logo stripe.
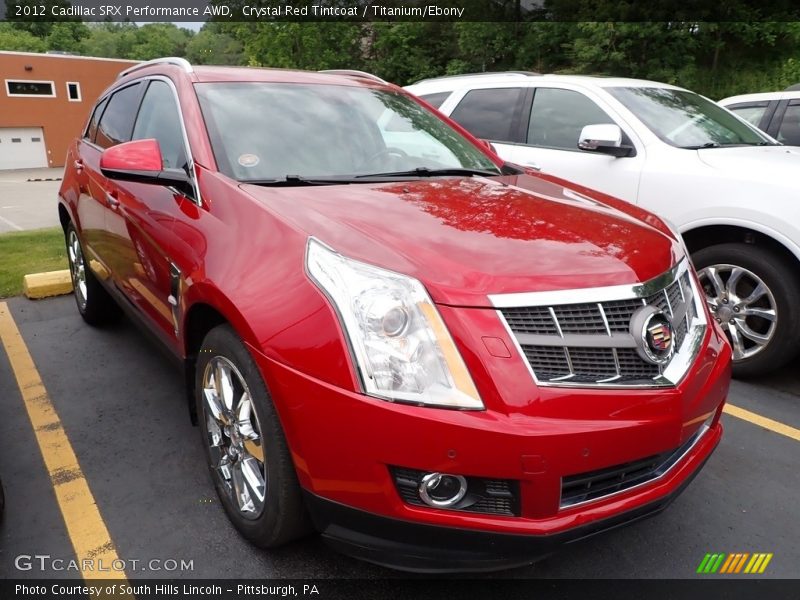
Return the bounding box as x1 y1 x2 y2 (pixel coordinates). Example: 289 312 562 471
698 553 773 574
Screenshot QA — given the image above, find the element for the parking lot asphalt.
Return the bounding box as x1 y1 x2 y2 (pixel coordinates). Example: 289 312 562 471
0 294 797 581
0 169 63 233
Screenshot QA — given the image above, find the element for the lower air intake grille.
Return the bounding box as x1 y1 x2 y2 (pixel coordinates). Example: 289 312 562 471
560 421 710 508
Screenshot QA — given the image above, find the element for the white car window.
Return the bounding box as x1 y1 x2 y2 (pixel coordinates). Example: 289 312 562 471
726 103 769 128
449 88 524 142
777 102 800 146
527 88 615 150
609 87 772 148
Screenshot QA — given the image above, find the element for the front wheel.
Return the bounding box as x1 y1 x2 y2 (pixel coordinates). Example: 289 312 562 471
693 243 800 378
195 325 310 548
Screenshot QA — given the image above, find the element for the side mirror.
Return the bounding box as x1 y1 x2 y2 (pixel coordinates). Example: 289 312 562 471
578 124 634 157
100 139 191 190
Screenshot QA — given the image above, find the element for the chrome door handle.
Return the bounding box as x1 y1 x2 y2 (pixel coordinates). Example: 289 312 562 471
74 160 84 172
105 192 119 209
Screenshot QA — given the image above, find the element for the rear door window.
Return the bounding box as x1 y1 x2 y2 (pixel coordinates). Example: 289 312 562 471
449 88 524 142
84 96 109 143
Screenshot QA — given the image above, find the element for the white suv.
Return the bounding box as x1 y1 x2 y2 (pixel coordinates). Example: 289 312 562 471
406 73 800 377
719 87 800 146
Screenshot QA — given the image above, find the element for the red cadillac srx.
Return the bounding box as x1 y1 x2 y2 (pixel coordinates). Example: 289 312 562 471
57 58 731 572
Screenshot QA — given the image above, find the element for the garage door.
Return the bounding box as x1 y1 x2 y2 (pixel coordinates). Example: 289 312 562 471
0 127 48 169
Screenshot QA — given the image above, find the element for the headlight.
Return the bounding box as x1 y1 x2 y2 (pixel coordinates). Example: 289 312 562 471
306 237 483 410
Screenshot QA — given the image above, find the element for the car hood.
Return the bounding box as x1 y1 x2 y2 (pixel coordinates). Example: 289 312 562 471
242 175 681 307
697 145 800 179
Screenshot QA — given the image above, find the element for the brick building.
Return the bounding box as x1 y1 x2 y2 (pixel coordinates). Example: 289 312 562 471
0 51 137 170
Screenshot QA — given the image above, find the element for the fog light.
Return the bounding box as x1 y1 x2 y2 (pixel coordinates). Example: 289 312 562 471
418 472 467 508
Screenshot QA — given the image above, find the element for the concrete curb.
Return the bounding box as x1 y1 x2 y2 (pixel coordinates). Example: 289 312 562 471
23 270 73 299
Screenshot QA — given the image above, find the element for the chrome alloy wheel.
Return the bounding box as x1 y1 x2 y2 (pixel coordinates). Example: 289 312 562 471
67 229 87 310
698 264 778 361
201 356 266 519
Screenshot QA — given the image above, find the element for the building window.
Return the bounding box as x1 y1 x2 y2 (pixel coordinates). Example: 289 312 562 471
11 138 21 143
5 80 56 97
67 82 81 102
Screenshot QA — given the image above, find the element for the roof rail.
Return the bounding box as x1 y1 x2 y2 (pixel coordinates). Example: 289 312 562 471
413 71 540 85
118 57 193 79
319 69 388 84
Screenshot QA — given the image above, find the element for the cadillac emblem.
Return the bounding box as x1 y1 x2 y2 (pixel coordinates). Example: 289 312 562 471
630 306 675 365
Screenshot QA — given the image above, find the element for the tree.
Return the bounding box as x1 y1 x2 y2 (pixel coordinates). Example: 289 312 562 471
368 23 457 85
128 23 193 61
80 22 138 59
45 22 89 53
227 22 364 71
0 22 47 52
186 29 244 65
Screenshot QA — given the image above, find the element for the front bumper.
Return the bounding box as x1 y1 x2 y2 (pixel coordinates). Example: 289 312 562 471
249 306 730 571
304 435 716 572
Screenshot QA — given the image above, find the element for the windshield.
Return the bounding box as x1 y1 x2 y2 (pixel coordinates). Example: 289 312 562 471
195 82 500 182
607 87 774 149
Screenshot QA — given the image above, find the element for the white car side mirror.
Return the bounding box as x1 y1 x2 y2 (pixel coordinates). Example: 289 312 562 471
578 124 634 157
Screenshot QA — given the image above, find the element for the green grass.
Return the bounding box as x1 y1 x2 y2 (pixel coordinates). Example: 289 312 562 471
0 227 68 298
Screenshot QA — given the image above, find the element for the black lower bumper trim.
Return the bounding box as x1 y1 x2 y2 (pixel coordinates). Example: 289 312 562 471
304 454 710 573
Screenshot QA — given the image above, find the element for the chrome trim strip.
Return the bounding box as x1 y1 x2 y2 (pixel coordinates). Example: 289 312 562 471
597 302 612 336
548 306 564 338
559 418 712 510
489 259 688 308
515 331 637 348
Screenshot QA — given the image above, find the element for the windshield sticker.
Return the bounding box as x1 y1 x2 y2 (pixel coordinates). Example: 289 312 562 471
238 154 260 168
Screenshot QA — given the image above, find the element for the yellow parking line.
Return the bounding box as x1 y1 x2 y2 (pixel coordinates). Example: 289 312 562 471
0 301 128 583
724 403 800 443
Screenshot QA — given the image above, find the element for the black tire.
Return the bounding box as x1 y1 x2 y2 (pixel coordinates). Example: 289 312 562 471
692 243 800 378
195 324 310 548
64 223 121 326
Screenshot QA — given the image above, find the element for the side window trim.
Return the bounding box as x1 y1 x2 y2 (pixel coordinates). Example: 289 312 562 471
516 87 535 145
767 100 789 138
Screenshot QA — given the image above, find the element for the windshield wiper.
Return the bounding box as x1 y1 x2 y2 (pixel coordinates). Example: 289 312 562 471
354 167 501 179
682 141 777 150
242 175 353 187
681 142 721 149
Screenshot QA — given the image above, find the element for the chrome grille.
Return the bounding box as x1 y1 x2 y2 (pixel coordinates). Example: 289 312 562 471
491 260 707 388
